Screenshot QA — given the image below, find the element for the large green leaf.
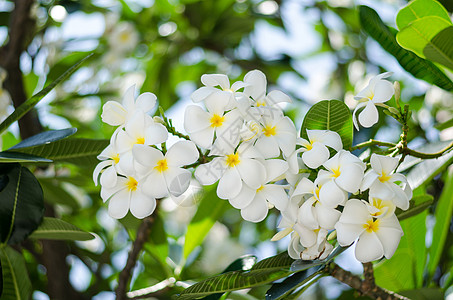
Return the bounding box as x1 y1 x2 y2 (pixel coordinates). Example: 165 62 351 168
183 186 229 259
427 170 453 278
177 252 297 300
9 138 109 166
300 100 353 149
0 55 92 135
0 152 51 163
375 210 427 291
397 17 453 70
28 217 94 241
359 5 453 91
0 164 44 245
396 194 434 221
9 128 76 150
396 0 451 30
0 246 32 300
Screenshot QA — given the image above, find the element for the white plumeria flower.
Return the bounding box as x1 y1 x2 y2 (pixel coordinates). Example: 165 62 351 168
132 141 199 198
243 69 291 108
292 177 342 230
100 172 156 219
364 197 396 219
115 111 168 174
317 150 366 195
353 72 394 130
360 154 412 210
93 129 123 188
299 130 343 169
184 91 243 151
108 22 139 54
101 85 157 126
195 143 266 200
250 112 297 159
191 74 246 109
301 228 333 260
335 199 403 263
229 159 289 222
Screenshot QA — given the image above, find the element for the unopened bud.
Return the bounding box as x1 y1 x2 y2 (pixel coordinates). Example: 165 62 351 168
153 116 165 125
327 230 337 241
388 107 400 115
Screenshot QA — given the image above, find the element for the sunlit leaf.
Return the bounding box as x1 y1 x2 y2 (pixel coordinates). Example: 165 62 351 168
0 246 32 300
28 217 94 241
300 100 353 149
396 194 434 221
396 0 451 29
359 5 453 91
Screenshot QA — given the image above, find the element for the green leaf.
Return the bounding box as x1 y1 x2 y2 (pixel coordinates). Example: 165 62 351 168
405 140 453 189
0 246 32 300
359 5 453 91
300 100 353 149
9 128 76 150
396 0 451 30
397 17 453 70
0 54 92 135
396 194 434 221
0 152 51 163
0 164 44 245
252 252 294 272
375 209 427 291
427 170 453 278
28 217 94 241
399 288 444 300
9 138 109 166
183 186 229 259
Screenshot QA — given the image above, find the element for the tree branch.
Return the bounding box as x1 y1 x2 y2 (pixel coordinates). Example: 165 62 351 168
328 262 409 300
116 214 156 300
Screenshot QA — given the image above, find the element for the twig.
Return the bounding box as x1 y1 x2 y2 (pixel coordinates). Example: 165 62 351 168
116 214 156 300
328 262 409 300
350 140 396 151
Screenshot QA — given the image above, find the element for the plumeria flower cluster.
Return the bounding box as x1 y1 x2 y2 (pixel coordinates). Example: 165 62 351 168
94 70 413 264
94 85 199 219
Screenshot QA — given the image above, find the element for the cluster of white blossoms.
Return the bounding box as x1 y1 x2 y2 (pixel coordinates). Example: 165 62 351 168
95 70 412 263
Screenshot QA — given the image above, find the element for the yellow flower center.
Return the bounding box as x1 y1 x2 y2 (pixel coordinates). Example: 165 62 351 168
210 114 225 128
256 185 265 193
120 32 130 43
111 153 120 164
332 168 341 178
136 136 145 144
363 218 380 233
314 186 320 199
126 177 138 191
154 159 169 173
263 125 276 137
256 101 266 107
226 153 240 168
379 173 392 182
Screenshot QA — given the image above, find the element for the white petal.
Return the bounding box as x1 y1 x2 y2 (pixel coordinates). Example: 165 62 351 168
355 231 384 262
125 111 146 139
101 101 126 126
229 184 256 209
130 191 156 218
266 90 291 105
352 102 367 131
217 167 242 199
205 91 230 114
135 92 157 113
108 189 130 219
389 183 410 210
293 223 317 247
142 172 168 198
184 105 211 133
132 144 163 168
189 127 215 150
241 194 268 222
201 74 230 89
375 223 403 259
244 70 266 100
93 160 112 185
288 232 304 259
319 180 347 207
166 140 199 167
145 123 168 145
100 166 118 188
194 158 225 185
264 159 288 182
237 158 266 189
335 222 364 246
298 197 318 230
360 170 379 191
191 86 217 102
372 80 394 103
117 151 134 175
122 84 136 110
302 142 329 169
255 136 280 158
336 163 364 193
319 131 343 151
358 101 379 128
315 203 341 230
164 167 192 197
262 185 288 210
371 154 398 176
338 199 370 224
